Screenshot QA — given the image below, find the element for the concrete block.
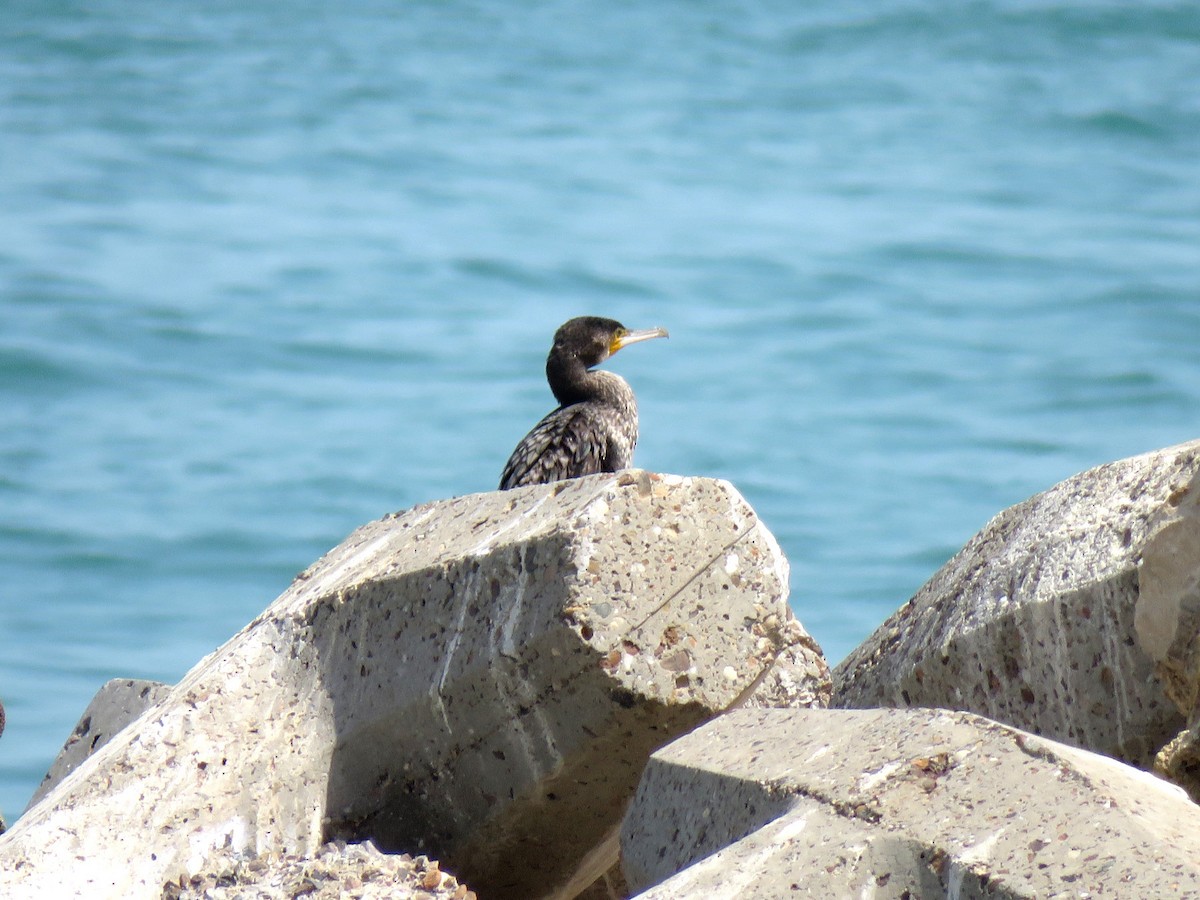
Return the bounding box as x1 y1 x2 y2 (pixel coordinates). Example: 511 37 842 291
27 678 173 811
0 472 823 899
623 707 1200 898
833 440 1200 766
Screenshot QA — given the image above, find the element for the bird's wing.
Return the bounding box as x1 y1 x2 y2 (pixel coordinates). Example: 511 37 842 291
499 405 610 490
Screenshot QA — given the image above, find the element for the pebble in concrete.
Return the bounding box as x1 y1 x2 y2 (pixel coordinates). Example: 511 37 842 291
833 440 1199 767
622 707 1200 898
0 472 825 900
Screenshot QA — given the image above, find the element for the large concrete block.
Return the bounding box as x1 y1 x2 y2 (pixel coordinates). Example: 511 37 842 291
623 707 1200 898
0 472 823 899
833 440 1200 766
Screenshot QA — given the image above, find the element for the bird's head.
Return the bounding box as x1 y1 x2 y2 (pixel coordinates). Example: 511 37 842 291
552 316 670 369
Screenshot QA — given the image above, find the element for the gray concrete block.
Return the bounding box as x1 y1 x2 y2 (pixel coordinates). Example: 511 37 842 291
0 472 823 899
26 678 173 811
623 707 1200 898
833 440 1199 767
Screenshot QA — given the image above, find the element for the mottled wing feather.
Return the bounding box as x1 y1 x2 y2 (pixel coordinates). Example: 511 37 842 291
499 404 613 490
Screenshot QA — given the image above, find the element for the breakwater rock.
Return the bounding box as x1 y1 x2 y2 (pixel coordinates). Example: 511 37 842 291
7 441 1200 898
833 439 1200 770
0 472 827 899
623 707 1200 898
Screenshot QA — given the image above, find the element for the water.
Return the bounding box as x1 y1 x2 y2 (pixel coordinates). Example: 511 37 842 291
1 0 1198 819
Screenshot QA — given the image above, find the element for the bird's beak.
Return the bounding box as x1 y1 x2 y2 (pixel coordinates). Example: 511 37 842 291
611 326 669 354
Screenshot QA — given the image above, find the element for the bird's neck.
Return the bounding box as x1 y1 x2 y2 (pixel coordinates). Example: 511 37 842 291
547 355 630 407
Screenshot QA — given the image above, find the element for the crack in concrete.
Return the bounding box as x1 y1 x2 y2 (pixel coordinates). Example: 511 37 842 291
630 515 764 634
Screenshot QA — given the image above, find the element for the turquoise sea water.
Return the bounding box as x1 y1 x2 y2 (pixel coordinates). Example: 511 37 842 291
1 1 1198 818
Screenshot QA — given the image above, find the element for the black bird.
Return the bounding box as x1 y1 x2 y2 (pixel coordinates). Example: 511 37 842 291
499 316 668 490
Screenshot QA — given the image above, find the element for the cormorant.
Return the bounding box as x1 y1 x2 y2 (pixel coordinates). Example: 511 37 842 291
499 316 668 490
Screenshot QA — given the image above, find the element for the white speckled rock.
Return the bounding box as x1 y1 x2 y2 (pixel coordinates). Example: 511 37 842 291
833 440 1200 766
623 707 1200 898
0 472 825 900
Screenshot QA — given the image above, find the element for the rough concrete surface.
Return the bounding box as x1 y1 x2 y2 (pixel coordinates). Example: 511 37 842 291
623 707 1200 898
27 678 172 811
0 472 824 900
833 440 1200 767
164 841 475 900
